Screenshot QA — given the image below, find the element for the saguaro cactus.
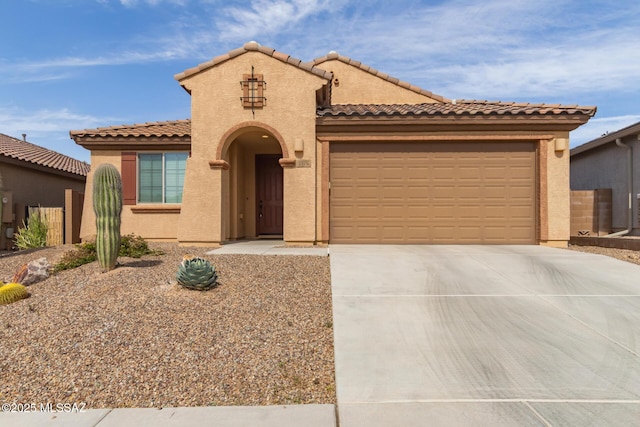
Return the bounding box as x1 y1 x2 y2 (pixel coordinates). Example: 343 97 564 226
92 163 123 272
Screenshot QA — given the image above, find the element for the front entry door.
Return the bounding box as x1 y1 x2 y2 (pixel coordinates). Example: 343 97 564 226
255 155 283 235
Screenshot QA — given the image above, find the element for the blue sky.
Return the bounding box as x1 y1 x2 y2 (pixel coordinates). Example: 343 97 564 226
1 0 639 163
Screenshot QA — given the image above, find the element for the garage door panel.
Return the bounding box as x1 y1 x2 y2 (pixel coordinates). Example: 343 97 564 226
510 206 537 219
458 167 483 180
429 206 455 219
381 186 405 199
485 206 511 219
458 206 482 219
381 206 405 219
508 226 536 239
354 206 381 219
330 142 536 244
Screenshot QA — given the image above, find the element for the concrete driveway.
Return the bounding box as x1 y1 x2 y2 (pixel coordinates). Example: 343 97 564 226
330 245 640 426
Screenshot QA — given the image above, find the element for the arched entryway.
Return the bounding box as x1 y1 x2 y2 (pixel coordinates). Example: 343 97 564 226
220 126 285 241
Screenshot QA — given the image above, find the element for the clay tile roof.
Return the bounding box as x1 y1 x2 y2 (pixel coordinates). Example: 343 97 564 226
0 133 90 176
317 101 597 118
174 41 333 82
311 52 450 102
70 119 191 138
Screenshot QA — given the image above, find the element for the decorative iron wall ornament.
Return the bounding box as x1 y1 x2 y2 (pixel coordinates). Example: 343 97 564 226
240 66 266 117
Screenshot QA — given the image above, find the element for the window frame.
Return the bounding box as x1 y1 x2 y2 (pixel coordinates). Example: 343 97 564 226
136 151 188 204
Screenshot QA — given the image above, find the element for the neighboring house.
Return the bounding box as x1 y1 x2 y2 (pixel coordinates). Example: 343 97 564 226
570 121 640 235
71 41 595 247
0 132 90 248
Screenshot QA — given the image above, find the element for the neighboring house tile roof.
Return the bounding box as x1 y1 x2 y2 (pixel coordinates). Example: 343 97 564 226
0 133 90 177
311 51 450 103
571 120 640 156
174 41 333 82
70 119 191 138
317 101 597 118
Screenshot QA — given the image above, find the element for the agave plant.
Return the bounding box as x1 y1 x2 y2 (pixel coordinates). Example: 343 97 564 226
176 257 218 291
0 283 30 305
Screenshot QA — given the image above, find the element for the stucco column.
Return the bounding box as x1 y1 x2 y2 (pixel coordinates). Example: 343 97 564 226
543 136 570 247
177 157 224 246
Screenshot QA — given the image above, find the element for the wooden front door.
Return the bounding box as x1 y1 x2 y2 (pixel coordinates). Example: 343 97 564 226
256 155 283 235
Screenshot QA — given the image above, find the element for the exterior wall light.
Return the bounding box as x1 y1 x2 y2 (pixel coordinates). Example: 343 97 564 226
554 138 568 152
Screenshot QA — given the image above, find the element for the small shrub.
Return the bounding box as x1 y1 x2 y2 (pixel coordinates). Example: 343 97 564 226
0 283 29 305
119 234 164 258
53 242 97 273
14 211 48 250
53 235 162 273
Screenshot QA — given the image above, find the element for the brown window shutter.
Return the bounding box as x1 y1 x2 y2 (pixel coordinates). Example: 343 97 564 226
121 152 137 205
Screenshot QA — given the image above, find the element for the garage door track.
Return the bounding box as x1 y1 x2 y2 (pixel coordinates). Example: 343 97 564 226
330 245 640 426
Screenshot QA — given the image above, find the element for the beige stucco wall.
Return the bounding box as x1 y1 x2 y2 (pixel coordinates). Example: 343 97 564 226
543 134 571 247
322 59 442 105
177 51 327 245
0 161 86 248
80 151 181 242
0 161 85 208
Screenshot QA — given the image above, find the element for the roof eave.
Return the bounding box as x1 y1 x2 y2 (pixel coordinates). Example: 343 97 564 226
72 136 192 151
0 155 88 180
570 121 640 156
316 114 594 131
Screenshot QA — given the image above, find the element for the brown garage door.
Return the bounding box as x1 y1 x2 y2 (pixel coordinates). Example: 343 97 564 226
330 142 536 244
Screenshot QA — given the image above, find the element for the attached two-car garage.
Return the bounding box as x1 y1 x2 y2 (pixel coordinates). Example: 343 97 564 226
329 142 537 244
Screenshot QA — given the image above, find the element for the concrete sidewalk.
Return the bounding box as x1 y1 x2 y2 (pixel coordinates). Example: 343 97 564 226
206 239 328 256
330 245 640 426
0 405 336 427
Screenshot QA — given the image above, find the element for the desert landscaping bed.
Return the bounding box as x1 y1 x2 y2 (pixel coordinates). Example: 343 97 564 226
567 244 640 266
0 243 335 408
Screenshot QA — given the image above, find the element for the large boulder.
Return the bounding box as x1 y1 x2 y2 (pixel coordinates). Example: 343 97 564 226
12 257 50 285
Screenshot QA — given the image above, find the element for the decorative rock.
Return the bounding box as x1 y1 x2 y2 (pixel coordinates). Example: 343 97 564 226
12 257 50 285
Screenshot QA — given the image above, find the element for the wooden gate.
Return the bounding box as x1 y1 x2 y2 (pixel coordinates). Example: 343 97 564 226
28 207 64 246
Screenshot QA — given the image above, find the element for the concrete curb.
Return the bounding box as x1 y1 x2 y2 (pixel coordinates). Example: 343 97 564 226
0 404 337 427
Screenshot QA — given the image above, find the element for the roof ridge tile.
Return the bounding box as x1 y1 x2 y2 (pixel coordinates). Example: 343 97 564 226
311 51 450 102
175 42 333 82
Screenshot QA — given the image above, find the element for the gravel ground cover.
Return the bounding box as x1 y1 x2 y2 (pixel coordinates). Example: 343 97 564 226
567 244 640 266
0 243 335 408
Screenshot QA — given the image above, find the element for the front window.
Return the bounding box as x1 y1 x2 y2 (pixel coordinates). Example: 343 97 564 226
138 152 187 203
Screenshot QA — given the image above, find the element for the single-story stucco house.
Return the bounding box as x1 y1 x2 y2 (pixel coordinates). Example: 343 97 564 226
0 132 90 248
571 120 640 236
71 41 596 247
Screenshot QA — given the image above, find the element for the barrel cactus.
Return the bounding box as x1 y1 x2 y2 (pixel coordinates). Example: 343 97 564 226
92 163 123 272
0 282 29 305
176 257 218 291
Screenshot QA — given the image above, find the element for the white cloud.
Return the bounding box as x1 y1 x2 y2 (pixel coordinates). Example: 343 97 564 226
0 106 115 134
117 0 187 6
3 48 192 84
216 0 340 41
0 106 122 162
420 28 640 100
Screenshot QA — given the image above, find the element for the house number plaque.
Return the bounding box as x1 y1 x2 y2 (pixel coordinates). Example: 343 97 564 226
296 159 311 168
